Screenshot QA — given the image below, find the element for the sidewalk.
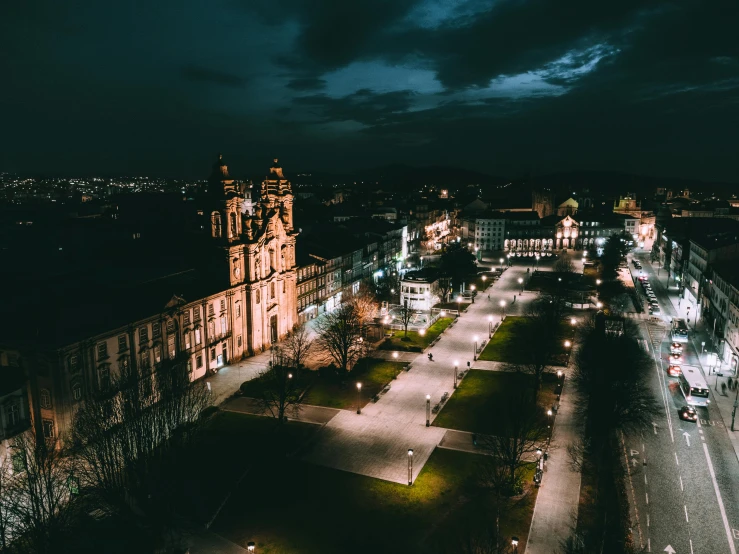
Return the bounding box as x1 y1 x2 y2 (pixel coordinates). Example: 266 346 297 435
525 373 581 554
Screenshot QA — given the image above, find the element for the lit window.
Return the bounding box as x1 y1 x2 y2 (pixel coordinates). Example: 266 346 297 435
42 419 54 439
195 328 202 345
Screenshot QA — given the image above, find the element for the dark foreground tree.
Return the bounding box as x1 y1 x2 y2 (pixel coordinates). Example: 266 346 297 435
553 253 575 274
439 243 477 291
398 298 416 338
71 357 212 515
255 348 303 425
3 430 78 553
438 275 452 304
315 303 363 373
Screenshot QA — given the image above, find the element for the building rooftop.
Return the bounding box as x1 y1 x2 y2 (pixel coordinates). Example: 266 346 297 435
712 262 739 292
401 269 439 283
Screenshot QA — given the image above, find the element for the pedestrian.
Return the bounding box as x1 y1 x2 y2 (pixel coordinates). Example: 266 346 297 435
722 382 727 396
729 377 734 390
513 295 516 303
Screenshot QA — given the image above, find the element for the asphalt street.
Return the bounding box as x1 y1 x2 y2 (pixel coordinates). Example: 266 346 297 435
623 252 739 554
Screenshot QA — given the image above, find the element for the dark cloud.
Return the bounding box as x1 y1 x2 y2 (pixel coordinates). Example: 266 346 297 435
286 77 327 91
181 64 245 87
293 89 417 124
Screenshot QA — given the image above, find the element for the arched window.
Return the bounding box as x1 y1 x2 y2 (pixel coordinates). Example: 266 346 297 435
230 212 237 238
212 212 222 238
40 388 52 409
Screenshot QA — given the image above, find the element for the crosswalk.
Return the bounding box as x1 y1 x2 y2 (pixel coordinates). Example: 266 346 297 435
645 321 667 352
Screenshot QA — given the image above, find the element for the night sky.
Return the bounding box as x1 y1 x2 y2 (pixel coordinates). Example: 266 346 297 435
2 0 738 180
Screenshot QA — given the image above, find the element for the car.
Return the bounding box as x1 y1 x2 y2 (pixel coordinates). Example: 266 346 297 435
668 365 682 376
670 353 684 364
650 307 661 316
678 405 698 422
670 342 684 354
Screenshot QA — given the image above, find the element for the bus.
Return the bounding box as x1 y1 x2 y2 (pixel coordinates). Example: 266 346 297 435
678 367 710 407
671 318 689 343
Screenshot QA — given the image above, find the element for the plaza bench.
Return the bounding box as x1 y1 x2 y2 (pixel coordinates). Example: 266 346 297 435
432 404 441 414
440 392 449 403
383 385 391 394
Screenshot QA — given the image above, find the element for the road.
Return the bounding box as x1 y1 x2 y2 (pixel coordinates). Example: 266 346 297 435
622 251 739 554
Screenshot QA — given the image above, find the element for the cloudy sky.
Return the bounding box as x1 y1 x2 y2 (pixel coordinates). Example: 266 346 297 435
1 0 737 180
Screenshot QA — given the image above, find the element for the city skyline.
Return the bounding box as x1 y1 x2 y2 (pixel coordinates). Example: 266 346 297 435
2 0 738 181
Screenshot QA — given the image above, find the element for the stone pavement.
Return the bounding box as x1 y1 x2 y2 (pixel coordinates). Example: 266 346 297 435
222 396 340 425
524 372 581 554
204 350 272 406
301 263 545 484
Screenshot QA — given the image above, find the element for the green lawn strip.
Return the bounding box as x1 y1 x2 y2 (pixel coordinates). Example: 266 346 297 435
172 411 318 522
213 448 537 554
433 370 559 434
379 317 453 351
239 369 315 398
479 316 571 364
301 359 406 409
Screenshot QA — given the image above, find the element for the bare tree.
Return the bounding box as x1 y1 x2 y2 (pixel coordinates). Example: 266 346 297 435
438 275 452 304
345 283 379 327
282 324 314 371
71 356 212 513
398 298 416 337
0 459 13 550
5 430 78 553
255 347 303 426
554 253 575 274
315 303 363 373
479 385 548 495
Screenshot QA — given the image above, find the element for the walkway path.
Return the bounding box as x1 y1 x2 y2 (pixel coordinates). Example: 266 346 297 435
301 264 542 484
524 372 581 554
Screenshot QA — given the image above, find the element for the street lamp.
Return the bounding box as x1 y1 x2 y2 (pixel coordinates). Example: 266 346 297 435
440 310 446 317
596 279 602 286
535 253 540 269
488 315 494 338
499 299 506 319
564 340 571 348
499 257 504 270
473 335 479 361
408 449 414 485
518 277 524 294
507 253 511 266
247 542 255 552
557 369 563 379
420 256 424 267
426 394 431 427
512 537 519 553
392 352 399 359
419 328 426 336
356 382 362 414
570 317 577 326
482 275 487 284
596 301 603 309
454 360 459 389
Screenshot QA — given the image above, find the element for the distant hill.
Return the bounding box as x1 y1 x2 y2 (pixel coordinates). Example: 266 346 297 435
355 164 507 188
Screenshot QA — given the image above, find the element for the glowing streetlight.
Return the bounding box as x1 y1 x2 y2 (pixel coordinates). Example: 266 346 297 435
547 408 553 417
499 299 507 319
570 317 577 326
596 301 603 309
564 340 572 348
426 394 431 427
470 284 476 291
247 542 255 552
482 275 487 282
392 352 399 359
473 335 479 361
408 449 414 485
557 369 563 379
596 279 602 286
512 536 519 553
518 277 524 294
440 310 447 317
499 257 504 270
356 382 362 414
488 314 494 337
454 360 459 389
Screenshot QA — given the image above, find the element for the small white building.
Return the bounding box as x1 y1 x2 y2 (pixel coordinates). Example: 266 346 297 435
400 270 441 311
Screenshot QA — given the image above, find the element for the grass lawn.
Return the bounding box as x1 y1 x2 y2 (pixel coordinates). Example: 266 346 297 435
380 317 453 352
213 448 540 554
478 316 571 365
171 411 318 523
432 370 559 434
301 359 406 409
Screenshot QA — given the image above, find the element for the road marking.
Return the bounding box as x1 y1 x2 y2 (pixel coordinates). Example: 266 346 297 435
644 474 648 485
684 504 689 522
690 539 694 554
703 442 738 554
622 432 644 549
664 545 675 554
647 514 650 527
698 429 703 434
675 452 679 466
653 422 658 434
647 538 651 552
631 449 640 456
645 323 675 443
679 475 684 491
683 431 691 447
646 493 649 504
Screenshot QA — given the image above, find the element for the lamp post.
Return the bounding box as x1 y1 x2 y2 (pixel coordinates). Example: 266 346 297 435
732 390 738 431
454 360 458 389
500 300 506 320
408 449 413 485
426 395 431 427
499 257 504 271
596 301 603 310
488 315 494 338
482 275 487 287
392 351 399 359
535 253 540 269
507 253 511 267
356 382 362 414
247 542 255 552
420 256 424 268
470 284 476 303
456 295 462 312
596 279 602 286
473 335 479 361
518 277 524 294
511 536 519 553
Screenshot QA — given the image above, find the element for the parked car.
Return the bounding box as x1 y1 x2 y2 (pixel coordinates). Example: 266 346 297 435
670 342 684 354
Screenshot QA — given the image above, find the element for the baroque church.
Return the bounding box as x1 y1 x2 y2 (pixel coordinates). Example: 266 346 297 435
205 155 298 354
